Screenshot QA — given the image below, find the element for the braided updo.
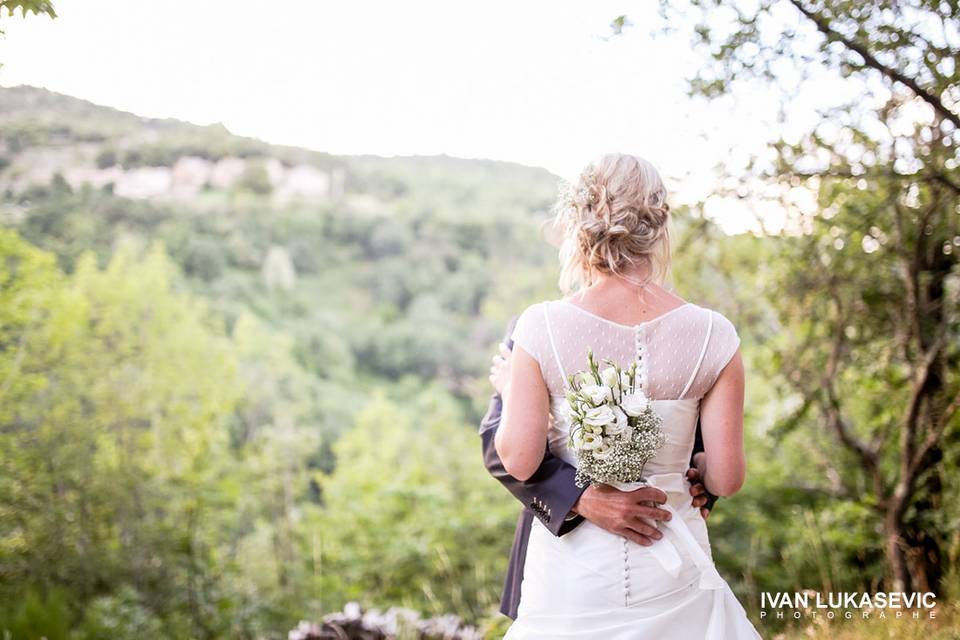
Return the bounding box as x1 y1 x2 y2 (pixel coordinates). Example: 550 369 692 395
553 154 672 293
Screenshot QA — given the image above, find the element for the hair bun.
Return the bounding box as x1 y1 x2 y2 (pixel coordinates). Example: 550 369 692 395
553 154 672 292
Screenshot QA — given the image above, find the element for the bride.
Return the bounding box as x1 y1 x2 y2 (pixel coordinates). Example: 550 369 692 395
494 154 761 639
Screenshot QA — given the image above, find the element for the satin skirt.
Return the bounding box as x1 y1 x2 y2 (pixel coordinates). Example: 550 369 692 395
504 473 761 640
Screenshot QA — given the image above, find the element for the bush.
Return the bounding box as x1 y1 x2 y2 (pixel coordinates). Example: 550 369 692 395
77 587 165 640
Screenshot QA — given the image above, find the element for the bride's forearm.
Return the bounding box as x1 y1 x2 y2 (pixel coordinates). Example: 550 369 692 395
699 453 745 497
495 420 545 482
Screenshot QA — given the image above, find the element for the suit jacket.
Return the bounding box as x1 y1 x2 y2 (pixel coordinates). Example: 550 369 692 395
480 315 717 619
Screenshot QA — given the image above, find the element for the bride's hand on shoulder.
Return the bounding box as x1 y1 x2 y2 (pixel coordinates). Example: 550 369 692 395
489 342 512 394
572 484 672 547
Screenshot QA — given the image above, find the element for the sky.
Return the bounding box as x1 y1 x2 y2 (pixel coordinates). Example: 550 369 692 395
0 0 840 233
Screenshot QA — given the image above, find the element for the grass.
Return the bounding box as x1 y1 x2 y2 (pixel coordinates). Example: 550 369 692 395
769 602 960 640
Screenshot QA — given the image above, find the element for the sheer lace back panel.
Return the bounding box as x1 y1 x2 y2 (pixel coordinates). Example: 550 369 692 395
511 299 740 401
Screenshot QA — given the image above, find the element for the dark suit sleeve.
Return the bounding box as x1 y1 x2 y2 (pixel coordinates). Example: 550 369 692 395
479 317 587 536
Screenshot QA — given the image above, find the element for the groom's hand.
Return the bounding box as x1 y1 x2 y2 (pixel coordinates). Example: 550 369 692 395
686 466 711 519
488 342 512 394
571 484 671 546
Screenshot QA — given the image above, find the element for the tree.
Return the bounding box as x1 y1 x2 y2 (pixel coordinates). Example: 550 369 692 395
0 1 54 20
644 0 960 593
0 231 244 638
311 389 516 622
0 1 55 37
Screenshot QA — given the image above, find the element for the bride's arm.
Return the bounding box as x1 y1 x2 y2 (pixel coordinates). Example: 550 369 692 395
698 349 746 496
494 344 551 482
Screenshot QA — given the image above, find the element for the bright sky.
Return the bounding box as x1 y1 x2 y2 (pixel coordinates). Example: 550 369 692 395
0 0 845 233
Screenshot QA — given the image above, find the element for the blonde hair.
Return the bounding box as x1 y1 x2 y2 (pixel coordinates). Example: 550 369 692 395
553 154 672 294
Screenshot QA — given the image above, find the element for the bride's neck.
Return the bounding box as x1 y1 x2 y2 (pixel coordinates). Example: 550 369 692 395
591 265 654 292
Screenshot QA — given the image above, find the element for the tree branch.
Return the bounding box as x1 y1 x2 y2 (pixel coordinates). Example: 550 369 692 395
903 333 945 461
786 0 960 129
821 294 880 472
908 383 960 481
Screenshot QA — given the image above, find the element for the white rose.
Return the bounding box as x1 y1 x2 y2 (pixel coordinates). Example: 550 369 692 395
621 392 649 417
600 366 619 389
583 404 615 427
581 384 612 406
604 406 628 435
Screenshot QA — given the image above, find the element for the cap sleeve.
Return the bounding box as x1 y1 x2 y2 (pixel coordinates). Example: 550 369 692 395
510 302 546 365
708 309 741 382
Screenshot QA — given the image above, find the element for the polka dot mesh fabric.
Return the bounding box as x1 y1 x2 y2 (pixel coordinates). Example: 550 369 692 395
510 299 740 400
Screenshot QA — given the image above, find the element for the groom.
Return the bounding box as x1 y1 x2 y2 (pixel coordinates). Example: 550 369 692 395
479 316 717 619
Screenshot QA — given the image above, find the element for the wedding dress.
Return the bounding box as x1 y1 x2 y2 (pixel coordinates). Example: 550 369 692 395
503 299 761 640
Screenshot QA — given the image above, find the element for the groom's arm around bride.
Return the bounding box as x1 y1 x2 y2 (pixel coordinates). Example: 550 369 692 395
479 316 716 619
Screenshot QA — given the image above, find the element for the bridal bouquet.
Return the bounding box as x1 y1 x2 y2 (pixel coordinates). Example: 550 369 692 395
566 352 666 488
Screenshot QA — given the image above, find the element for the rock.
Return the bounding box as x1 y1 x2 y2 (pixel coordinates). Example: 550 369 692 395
288 603 481 640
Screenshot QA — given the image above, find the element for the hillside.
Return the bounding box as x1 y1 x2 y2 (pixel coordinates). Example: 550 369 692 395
0 85 555 206
0 84 561 405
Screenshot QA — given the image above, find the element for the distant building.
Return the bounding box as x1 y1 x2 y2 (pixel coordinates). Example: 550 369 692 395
65 165 124 190
171 156 213 198
265 158 286 187
0 146 333 204
274 165 330 204
114 167 173 199
209 157 246 188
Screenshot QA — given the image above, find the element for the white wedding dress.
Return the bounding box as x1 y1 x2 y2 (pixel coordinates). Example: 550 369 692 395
504 299 761 640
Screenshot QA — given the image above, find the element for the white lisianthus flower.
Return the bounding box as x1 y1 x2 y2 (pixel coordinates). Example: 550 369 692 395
600 366 619 389
620 371 633 390
592 440 616 459
581 384 612 406
570 427 585 449
580 432 603 451
621 392 649 417
604 406 628 435
574 371 598 388
582 404 616 427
